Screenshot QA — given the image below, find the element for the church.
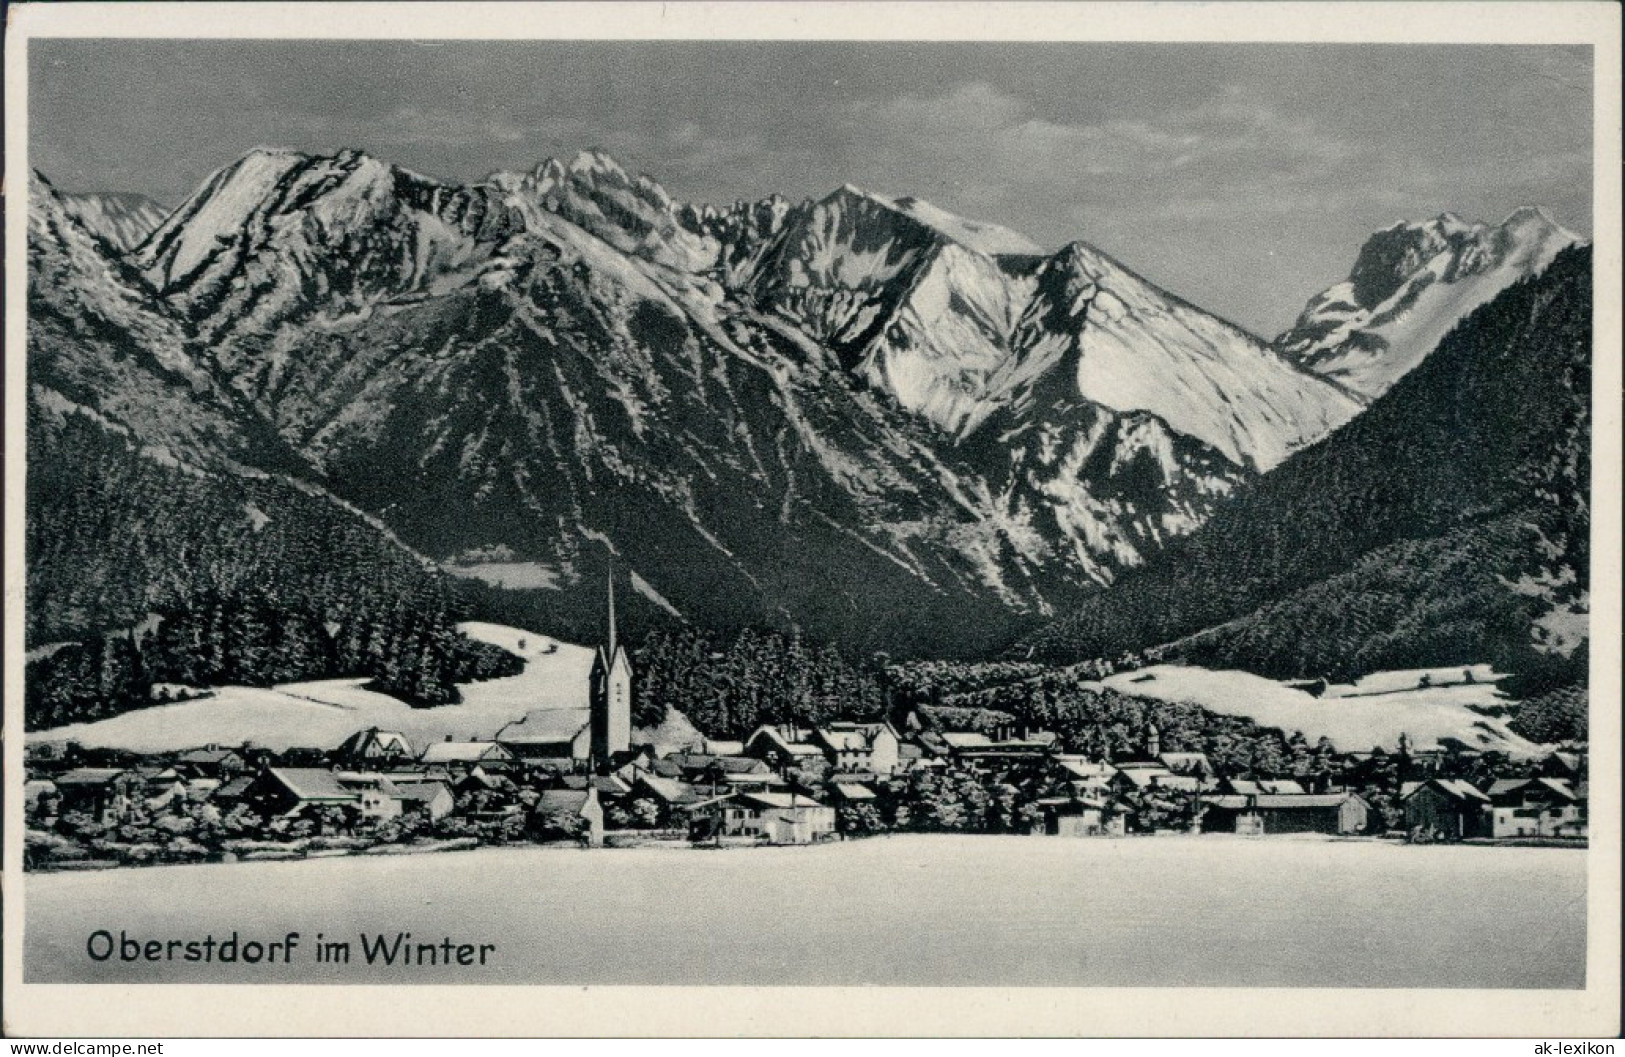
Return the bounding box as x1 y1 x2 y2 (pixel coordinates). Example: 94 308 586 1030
494 567 632 770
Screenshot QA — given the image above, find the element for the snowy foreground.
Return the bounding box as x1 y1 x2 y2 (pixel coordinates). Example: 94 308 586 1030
25 834 1583 987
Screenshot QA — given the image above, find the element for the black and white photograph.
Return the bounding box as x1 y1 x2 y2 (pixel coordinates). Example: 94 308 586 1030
3 0 1619 1038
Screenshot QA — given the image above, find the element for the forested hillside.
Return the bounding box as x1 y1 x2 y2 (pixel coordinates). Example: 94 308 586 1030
1019 247 1591 733
26 175 520 729
25 412 520 727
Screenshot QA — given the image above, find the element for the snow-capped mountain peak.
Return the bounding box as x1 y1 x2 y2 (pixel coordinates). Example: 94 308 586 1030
1276 206 1584 399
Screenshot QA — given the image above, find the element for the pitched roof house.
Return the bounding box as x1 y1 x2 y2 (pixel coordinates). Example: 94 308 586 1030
497 709 593 763
242 768 404 819
174 747 249 778
1403 778 1491 839
391 778 456 820
813 722 902 775
332 729 415 768
689 791 837 845
531 787 603 846
1485 777 1585 838
743 726 826 768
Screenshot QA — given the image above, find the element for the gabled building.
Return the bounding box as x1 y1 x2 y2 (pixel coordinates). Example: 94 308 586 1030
1403 778 1491 839
332 729 415 770
1538 751 1586 781
743 726 826 770
1108 763 1174 795
420 740 517 772
933 730 1056 766
1486 778 1586 838
498 710 593 766
209 775 254 810
628 773 700 811
1158 752 1215 779
392 778 456 821
1216 777 1308 797
241 768 404 820
1202 792 1369 835
53 768 139 822
813 722 901 775
531 787 604 846
689 791 836 845
1050 756 1117 794
825 780 879 805
453 767 519 799
1032 795 1122 837
658 752 775 783
174 746 249 780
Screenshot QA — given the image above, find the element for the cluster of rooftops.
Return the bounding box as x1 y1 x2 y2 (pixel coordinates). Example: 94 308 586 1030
26 717 1588 847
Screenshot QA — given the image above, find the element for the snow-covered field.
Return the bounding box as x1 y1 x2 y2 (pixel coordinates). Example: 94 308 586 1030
28 623 594 753
24 834 1584 987
1100 663 1546 755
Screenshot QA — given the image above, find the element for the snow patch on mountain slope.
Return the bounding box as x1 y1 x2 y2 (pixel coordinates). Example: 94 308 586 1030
58 192 171 253
1058 244 1362 470
139 148 307 288
881 194 1044 256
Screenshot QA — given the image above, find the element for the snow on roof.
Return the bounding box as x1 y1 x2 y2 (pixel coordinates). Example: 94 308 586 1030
1406 778 1488 803
420 741 514 764
55 768 128 785
268 768 362 802
634 775 694 803
815 728 872 752
536 789 592 817
1252 794 1361 809
177 747 243 763
738 791 828 810
746 727 822 755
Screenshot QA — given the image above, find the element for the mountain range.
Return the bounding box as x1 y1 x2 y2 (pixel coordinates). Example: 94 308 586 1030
27 148 1588 677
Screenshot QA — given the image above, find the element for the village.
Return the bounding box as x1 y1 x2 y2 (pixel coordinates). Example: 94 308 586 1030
22 587 1589 870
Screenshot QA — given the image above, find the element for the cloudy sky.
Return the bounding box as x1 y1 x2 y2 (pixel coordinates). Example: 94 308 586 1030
31 40 1591 335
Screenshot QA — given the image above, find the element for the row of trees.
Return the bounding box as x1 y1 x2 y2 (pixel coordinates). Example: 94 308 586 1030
26 592 521 728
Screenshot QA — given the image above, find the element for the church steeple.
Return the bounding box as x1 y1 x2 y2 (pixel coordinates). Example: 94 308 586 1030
606 561 618 662
590 558 632 764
